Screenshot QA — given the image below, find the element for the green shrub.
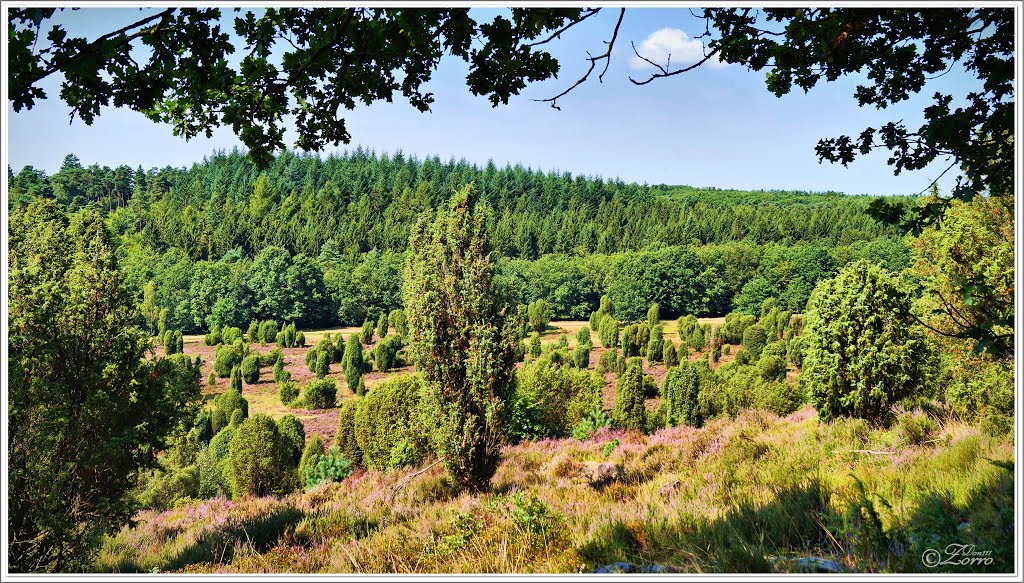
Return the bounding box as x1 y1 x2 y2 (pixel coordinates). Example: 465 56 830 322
279 379 299 405
304 378 337 409
315 350 330 379
246 320 259 342
389 309 408 339
343 334 365 393
598 314 619 349
647 303 660 327
514 358 603 438
556 334 569 349
361 319 375 344
305 445 353 488
804 260 930 424
528 333 542 358
207 372 216 386
229 366 243 393
527 299 552 333
663 339 679 367
752 380 803 416
204 326 222 346
227 414 298 497
664 360 710 428
788 335 805 369
298 435 325 487
276 414 306 464
258 320 279 344
335 400 363 468
273 355 286 383
260 347 282 367
893 407 940 447
572 344 590 369
571 406 614 440
229 409 244 427
240 354 261 384
295 330 306 347
214 343 243 377
305 345 318 373
613 358 648 432
354 375 426 470
215 388 248 425
742 324 768 359
374 334 403 372
376 312 389 339
221 326 243 345
757 354 787 382
576 325 592 348
646 323 664 363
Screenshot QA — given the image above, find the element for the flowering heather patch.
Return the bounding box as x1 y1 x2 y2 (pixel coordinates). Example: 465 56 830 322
98 402 1014 574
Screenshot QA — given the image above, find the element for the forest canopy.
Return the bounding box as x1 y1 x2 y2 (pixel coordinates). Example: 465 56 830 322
9 148 915 331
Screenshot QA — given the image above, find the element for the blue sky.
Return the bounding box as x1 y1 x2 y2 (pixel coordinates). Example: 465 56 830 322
6 7 981 196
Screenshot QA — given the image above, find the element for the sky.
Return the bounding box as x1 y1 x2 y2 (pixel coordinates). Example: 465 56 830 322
5 7 984 196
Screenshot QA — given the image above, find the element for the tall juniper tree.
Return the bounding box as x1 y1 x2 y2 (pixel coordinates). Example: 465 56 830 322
403 185 522 491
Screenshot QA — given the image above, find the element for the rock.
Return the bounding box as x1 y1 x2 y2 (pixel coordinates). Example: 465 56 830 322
591 562 672 573
792 557 844 573
580 461 624 487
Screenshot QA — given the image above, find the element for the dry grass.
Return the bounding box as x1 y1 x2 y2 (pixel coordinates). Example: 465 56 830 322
98 403 1015 574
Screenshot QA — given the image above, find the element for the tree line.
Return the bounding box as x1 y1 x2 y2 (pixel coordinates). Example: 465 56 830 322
9 149 912 332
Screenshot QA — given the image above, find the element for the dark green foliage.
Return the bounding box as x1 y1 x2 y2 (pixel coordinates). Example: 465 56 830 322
361 319 375 344
376 312 389 339
576 325 592 348
213 343 243 378
298 435 325 488
374 334 403 372
388 309 408 339
572 344 591 369
646 323 664 363
273 355 286 383
620 324 640 357
277 322 297 348
647 303 660 326
597 348 624 376
175 331 184 355
636 322 650 357
304 345 318 373
612 358 648 432
598 315 619 349
240 354 261 384
528 333 542 358
227 414 298 498
163 330 183 355
215 388 248 425
804 260 930 424
314 350 330 379
788 335 805 369
258 319 279 344
512 357 603 440
229 409 244 427
335 400 363 468
229 366 243 393
752 380 804 416
354 375 427 470
246 320 259 343
758 354 787 382
304 379 337 409
742 324 768 360
403 186 521 492
342 334 364 394
607 247 712 321
279 379 299 406
663 358 712 428
294 330 305 347
527 299 552 333
663 339 679 368
276 414 306 465
220 326 242 345
204 325 222 346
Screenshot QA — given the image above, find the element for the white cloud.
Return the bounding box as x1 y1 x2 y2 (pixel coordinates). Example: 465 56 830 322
629 28 729 71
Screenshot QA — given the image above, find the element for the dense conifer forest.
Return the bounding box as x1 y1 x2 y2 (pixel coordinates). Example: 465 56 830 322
9 149 913 331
